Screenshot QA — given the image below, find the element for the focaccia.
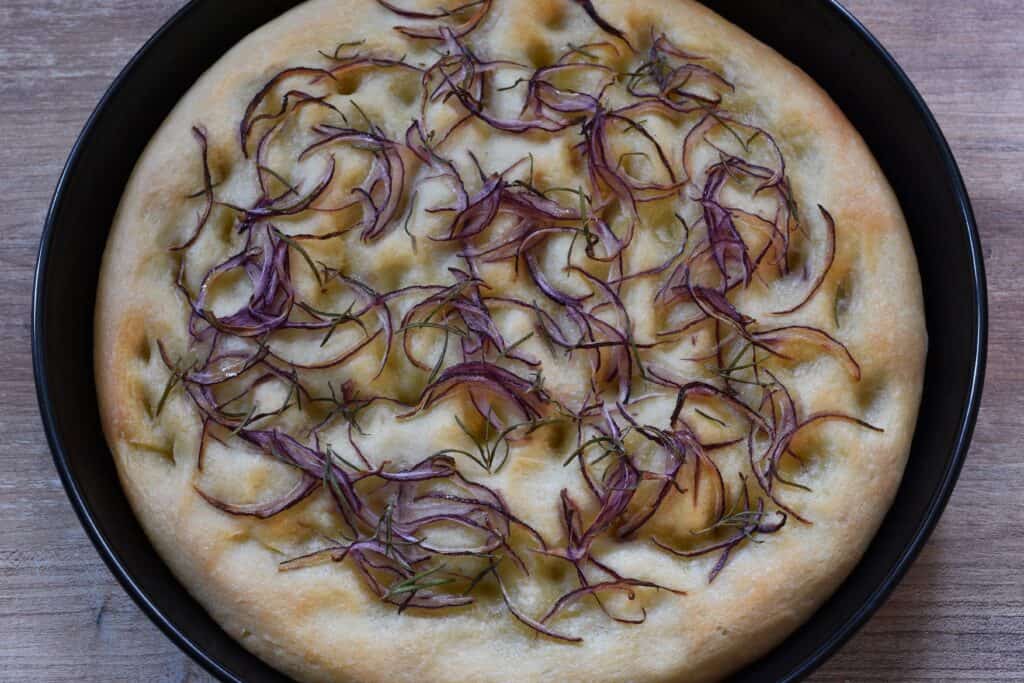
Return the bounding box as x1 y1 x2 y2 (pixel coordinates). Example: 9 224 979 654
96 1 926 681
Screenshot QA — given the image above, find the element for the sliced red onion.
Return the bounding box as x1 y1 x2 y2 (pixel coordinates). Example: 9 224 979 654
701 165 756 286
570 0 629 43
189 228 293 338
772 206 837 314
401 361 549 423
378 0 492 41
617 412 727 535
195 472 320 519
245 157 337 220
541 578 680 625
691 285 753 330
750 325 861 380
525 250 591 308
436 175 503 241
653 482 785 583
502 185 582 221
240 67 340 157
671 381 770 433
299 127 407 242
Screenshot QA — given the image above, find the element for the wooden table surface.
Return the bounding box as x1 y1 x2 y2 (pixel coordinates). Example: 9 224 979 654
2 1 1020 680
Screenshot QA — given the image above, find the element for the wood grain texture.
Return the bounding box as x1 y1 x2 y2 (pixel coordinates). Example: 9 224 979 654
0 1 1019 681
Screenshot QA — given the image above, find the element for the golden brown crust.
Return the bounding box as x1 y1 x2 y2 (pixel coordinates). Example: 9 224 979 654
96 1 926 681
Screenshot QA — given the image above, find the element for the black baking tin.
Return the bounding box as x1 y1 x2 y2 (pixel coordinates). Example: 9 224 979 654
33 1 986 680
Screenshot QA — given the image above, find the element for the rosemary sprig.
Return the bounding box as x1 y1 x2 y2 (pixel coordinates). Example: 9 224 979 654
274 228 324 289
154 353 196 417
319 39 366 61
383 564 454 599
694 408 727 428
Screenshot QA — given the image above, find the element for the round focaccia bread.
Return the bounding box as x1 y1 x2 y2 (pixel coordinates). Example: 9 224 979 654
95 1 926 681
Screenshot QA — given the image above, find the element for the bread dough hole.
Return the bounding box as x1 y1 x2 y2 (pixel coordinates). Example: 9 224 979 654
833 273 853 329
335 72 362 95
774 447 815 491
784 238 809 277
540 4 566 29
524 39 555 68
136 334 152 364
389 75 420 106
141 383 156 419
856 373 887 420
541 560 569 583
127 436 177 464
